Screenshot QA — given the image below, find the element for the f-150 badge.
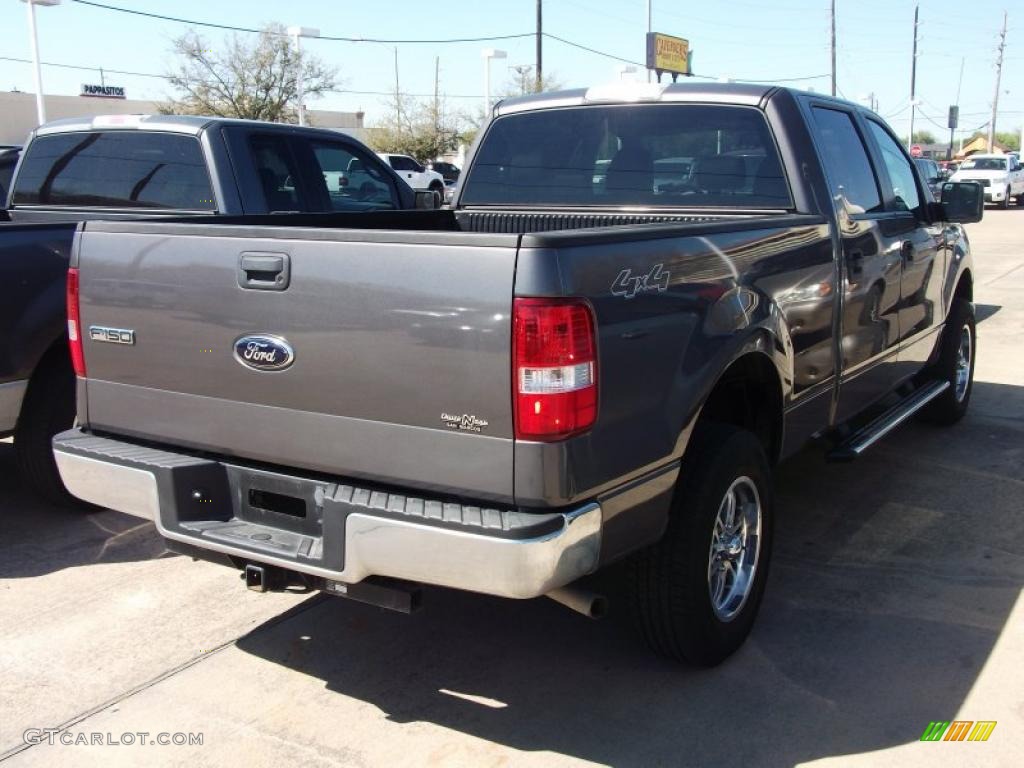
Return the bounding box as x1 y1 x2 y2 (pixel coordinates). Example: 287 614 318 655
233 335 294 371
441 413 489 433
611 263 670 299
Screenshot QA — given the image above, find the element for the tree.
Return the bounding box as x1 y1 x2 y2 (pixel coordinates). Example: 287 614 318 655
367 92 468 162
161 24 337 122
899 130 938 145
500 65 563 98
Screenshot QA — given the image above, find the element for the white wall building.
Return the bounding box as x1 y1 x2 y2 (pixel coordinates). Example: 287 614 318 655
0 91 367 146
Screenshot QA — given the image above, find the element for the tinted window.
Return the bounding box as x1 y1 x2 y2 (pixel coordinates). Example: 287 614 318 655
389 155 418 172
867 121 922 212
462 104 791 208
13 132 214 209
250 135 302 212
810 107 882 213
961 157 1007 171
308 141 397 211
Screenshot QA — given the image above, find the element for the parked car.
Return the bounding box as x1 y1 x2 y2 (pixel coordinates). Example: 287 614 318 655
1 114 429 503
54 84 982 665
377 153 445 193
913 157 946 200
949 153 1024 208
0 146 19 205
322 156 395 202
427 160 461 183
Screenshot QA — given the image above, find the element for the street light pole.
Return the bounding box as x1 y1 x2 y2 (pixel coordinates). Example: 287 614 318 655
21 0 61 127
287 26 320 126
481 48 507 120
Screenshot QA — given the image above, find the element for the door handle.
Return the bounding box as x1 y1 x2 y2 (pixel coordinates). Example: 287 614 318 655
900 240 915 263
238 252 290 291
848 250 864 278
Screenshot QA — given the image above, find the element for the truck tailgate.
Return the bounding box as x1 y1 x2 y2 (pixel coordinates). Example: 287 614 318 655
74 224 518 501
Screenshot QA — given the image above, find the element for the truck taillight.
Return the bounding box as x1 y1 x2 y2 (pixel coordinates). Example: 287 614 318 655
67 267 86 377
513 298 597 441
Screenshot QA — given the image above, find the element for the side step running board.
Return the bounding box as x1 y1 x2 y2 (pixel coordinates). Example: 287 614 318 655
827 380 950 462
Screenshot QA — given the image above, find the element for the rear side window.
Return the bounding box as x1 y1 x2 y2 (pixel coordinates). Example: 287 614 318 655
810 107 882 213
13 131 214 210
250 135 303 213
867 121 922 212
461 104 791 208
307 141 398 211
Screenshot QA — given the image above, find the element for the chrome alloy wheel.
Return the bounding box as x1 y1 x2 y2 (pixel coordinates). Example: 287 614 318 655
954 324 972 403
707 476 763 622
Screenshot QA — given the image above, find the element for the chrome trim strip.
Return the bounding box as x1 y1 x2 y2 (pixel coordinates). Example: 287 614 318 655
845 380 950 456
53 447 602 600
0 379 28 433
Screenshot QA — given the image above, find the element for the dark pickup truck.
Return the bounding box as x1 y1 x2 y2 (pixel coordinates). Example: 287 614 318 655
54 83 984 664
1 114 428 502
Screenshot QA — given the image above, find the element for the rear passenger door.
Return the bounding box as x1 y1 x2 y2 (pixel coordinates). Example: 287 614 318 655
862 118 944 381
808 104 902 423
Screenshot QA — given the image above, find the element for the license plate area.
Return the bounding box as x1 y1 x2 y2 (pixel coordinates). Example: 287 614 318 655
228 465 324 537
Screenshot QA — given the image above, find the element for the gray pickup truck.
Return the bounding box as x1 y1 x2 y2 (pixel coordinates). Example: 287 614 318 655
54 83 983 664
2 114 426 503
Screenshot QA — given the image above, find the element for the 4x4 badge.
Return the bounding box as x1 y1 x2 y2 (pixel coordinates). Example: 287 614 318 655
611 263 670 299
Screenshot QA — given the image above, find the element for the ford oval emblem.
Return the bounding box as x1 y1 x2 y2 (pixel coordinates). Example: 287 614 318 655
233 335 294 371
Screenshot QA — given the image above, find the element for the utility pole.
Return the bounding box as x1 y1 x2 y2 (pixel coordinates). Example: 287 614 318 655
909 4 919 149
393 47 401 127
988 11 1008 152
830 0 837 97
536 0 543 92
434 55 440 136
646 0 652 83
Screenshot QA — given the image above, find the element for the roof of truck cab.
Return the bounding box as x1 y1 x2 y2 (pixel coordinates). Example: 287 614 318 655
32 114 356 139
493 82 862 116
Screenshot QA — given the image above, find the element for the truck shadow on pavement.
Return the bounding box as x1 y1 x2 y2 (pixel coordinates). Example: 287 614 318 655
235 380 1024 767
0 441 172 579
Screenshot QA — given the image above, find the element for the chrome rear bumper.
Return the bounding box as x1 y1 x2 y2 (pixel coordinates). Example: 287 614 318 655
53 429 602 599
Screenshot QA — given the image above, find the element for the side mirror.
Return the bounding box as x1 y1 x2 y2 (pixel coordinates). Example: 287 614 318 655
939 182 984 224
414 190 441 210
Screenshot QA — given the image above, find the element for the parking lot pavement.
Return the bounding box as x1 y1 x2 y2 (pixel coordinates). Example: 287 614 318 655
1 210 1022 768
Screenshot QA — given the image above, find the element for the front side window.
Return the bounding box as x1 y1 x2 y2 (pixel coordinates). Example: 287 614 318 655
13 131 214 210
389 155 417 172
810 107 882 213
308 141 397 210
867 121 922 212
461 104 791 208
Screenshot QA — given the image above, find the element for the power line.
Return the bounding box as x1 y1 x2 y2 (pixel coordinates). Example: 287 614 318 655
69 0 535 44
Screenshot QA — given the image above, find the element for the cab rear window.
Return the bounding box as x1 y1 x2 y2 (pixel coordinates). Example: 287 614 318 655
461 103 791 208
13 131 215 210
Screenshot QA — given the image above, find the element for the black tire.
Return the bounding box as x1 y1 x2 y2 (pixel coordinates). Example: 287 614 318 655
1000 187 1010 209
428 180 444 193
14 349 79 506
920 298 976 425
1017 192 1024 207
629 423 774 666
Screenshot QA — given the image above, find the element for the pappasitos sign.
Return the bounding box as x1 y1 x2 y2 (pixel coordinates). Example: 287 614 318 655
646 32 690 76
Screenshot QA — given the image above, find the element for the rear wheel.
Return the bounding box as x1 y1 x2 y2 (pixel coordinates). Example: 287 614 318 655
629 424 773 666
920 298 975 425
14 349 79 506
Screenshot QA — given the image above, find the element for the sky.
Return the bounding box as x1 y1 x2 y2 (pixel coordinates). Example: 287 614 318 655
1 0 1021 144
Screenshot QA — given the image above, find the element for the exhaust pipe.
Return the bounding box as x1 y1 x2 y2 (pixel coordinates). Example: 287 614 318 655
546 585 608 619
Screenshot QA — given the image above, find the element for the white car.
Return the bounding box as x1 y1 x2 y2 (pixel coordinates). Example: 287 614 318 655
949 153 1024 208
377 153 445 193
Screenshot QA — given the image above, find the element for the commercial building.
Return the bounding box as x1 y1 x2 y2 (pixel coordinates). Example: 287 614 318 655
0 90 367 146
